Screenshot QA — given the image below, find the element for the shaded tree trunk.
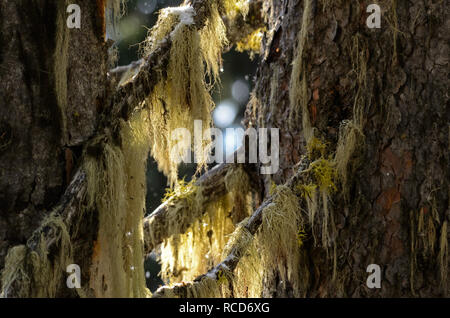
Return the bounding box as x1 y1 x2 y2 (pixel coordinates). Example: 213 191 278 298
0 0 108 297
0 0 448 298
248 0 449 297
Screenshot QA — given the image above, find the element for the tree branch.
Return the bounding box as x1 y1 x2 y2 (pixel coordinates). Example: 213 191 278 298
27 169 87 251
143 161 260 254
104 0 264 126
103 0 217 125
1 0 265 297
152 165 309 298
144 163 230 253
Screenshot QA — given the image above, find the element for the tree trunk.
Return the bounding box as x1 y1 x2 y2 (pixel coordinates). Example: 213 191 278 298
246 0 449 297
0 0 108 297
0 0 448 298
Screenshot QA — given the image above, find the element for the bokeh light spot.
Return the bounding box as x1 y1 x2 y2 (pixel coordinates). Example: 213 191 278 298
231 79 250 104
213 100 238 128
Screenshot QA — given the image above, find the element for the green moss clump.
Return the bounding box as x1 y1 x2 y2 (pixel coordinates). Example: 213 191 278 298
162 178 197 203
297 183 317 200
307 137 327 160
311 159 337 193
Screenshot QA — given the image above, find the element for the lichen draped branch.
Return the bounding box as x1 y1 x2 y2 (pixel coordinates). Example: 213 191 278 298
152 165 312 298
1 0 263 298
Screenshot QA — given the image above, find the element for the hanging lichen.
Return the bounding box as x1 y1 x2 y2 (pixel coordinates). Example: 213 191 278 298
310 158 337 253
158 166 252 284
120 109 153 298
222 218 263 297
1 246 30 298
257 185 304 296
438 221 448 291
297 183 318 244
159 197 233 283
1 214 74 298
153 172 320 298
141 2 228 184
334 35 368 197
54 0 70 144
84 109 152 298
106 0 127 40
221 0 249 18
229 184 308 297
85 140 128 297
106 0 128 67
236 27 266 59
288 0 312 138
409 199 447 294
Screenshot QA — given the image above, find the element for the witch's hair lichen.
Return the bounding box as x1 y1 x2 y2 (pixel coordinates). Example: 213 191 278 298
141 2 228 184
84 109 152 298
297 183 318 236
222 218 263 297
1 214 74 298
236 27 266 59
257 185 304 296
1 245 29 298
54 0 70 143
158 166 252 285
288 0 312 138
221 0 249 18
334 34 368 197
438 221 448 290
120 110 153 298
409 198 447 294
310 159 337 252
159 197 235 283
159 183 306 298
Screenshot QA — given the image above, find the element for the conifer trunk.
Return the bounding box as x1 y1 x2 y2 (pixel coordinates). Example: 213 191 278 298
0 0 108 297
248 0 449 297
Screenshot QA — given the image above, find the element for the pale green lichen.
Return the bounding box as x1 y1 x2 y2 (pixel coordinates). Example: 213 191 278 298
141 2 228 184
288 0 312 138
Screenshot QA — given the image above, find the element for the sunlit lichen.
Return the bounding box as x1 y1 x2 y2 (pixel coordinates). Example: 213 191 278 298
236 27 266 59
158 167 252 285
221 0 249 18
311 159 337 193
141 2 228 184
307 137 327 160
258 185 304 296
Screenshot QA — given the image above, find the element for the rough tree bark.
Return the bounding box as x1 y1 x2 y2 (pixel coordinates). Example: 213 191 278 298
245 0 449 297
0 0 108 297
0 0 448 298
